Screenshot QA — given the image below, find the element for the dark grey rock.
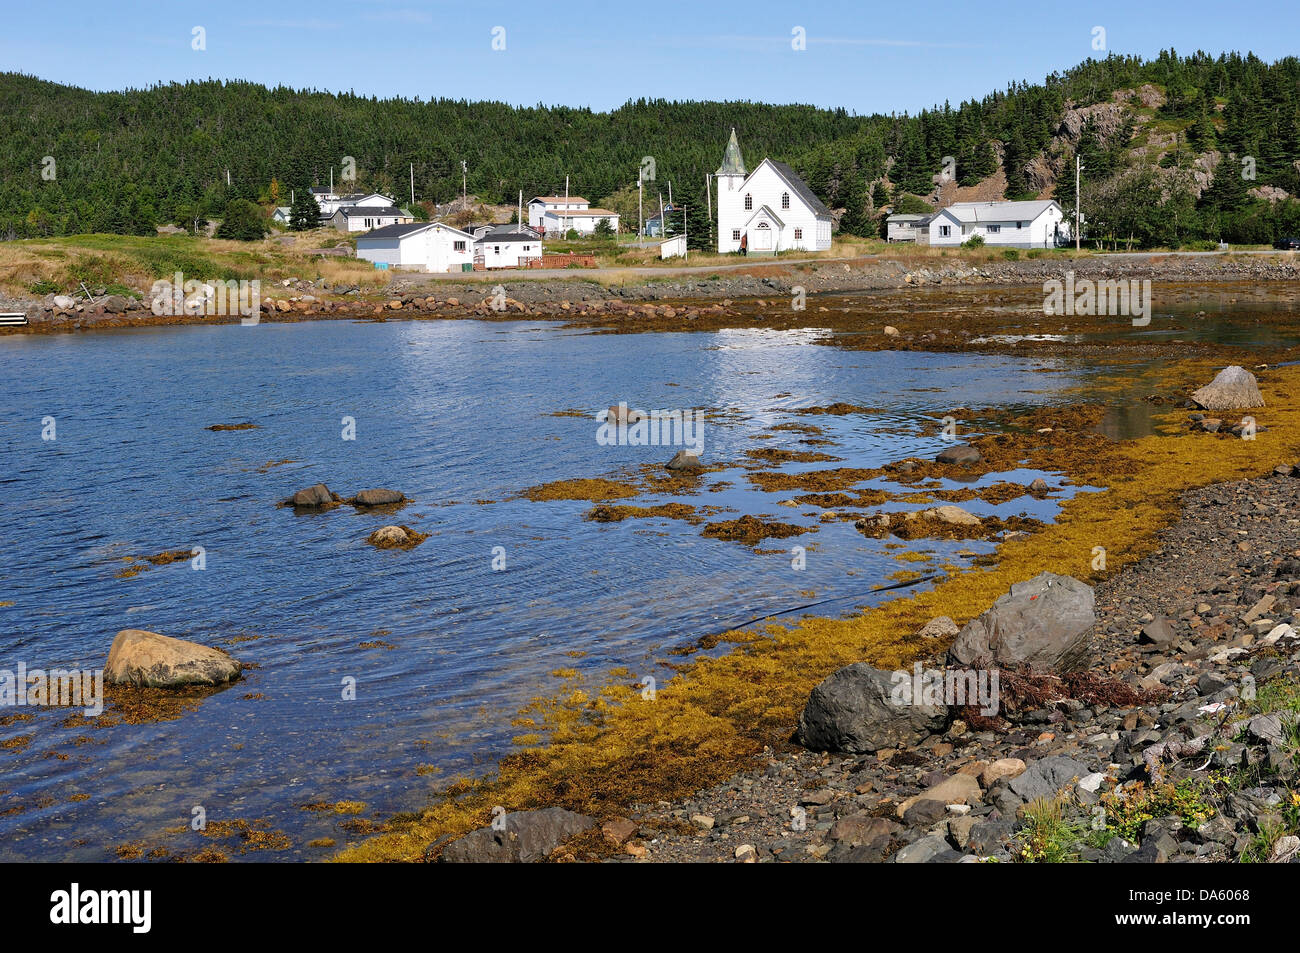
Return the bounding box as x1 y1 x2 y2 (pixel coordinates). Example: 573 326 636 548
1008 755 1093 802
935 444 982 465
796 663 949 754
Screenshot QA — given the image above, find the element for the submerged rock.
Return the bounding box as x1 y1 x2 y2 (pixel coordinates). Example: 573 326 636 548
351 488 405 507
935 444 982 465
105 629 241 687
437 807 595 863
796 663 948 753
1190 365 1264 411
947 571 1095 671
366 524 430 550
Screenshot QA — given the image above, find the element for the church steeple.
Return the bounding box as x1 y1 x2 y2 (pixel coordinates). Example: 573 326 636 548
716 128 746 177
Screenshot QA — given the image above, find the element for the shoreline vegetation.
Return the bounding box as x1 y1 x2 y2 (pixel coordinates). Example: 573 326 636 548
332 356 1300 862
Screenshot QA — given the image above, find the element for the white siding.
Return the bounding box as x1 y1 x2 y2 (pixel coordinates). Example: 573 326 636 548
717 161 830 253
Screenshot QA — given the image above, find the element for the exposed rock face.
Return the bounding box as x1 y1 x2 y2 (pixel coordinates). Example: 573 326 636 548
665 449 702 471
105 629 241 687
1190 365 1265 411
948 572 1095 671
437 807 595 863
935 444 982 465
796 663 949 753
352 489 405 506
926 505 981 526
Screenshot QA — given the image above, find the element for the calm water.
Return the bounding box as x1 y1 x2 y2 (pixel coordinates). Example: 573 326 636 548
0 296 1272 860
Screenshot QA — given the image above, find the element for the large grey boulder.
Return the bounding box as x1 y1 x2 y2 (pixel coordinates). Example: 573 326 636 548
935 444 982 465
351 488 405 506
286 483 335 508
1009 755 1094 802
1190 365 1264 411
105 629 241 688
948 572 1095 671
437 807 595 863
797 663 949 753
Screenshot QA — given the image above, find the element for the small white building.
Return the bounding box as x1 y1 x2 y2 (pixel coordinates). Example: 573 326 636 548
475 231 543 269
660 235 687 259
528 195 590 230
272 206 292 225
885 213 928 242
715 129 832 254
540 207 619 237
923 200 1067 248
332 206 414 233
355 222 476 273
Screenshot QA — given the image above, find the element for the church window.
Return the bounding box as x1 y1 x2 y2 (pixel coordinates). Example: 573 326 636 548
794 228 802 240
782 192 790 210
732 229 741 241
744 194 752 210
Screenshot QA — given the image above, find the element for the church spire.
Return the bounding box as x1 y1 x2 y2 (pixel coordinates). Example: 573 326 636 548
716 127 746 176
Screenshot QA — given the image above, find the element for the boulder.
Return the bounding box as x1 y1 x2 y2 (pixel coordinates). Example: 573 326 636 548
883 325 900 336
101 294 129 314
935 444 982 465
1139 616 1177 646
288 483 335 508
796 663 949 753
665 449 703 471
926 505 981 526
916 616 959 639
896 773 982 819
1008 755 1093 802
437 807 595 863
352 488 405 506
105 629 241 688
368 525 409 548
52 295 76 310
981 758 1028 788
1189 365 1264 411
947 572 1095 671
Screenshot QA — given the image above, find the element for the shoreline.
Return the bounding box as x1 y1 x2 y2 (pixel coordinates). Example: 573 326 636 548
337 358 1300 862
4 252 1300 337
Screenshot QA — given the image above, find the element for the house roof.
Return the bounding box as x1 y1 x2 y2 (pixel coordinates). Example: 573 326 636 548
477 232 540 244
336 206 412 218
886 214 927 223
357 223 437 241
762 160 831 217
543 208 617 217
939 200 1060 223
717 128 746 176
529 196 590 205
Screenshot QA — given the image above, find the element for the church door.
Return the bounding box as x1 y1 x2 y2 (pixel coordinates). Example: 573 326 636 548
751 221 773 251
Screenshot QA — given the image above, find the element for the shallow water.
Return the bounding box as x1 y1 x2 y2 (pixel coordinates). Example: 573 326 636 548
0 302 1273 859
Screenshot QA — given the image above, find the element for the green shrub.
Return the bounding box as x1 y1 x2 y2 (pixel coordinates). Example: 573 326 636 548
962 234 986 249
1002 249 1021 261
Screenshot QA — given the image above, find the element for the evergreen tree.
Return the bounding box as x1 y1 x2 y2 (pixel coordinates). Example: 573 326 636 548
289 188 322 230
217 200 269 241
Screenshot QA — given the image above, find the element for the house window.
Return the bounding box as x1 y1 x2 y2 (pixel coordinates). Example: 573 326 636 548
732 229 741 241
794 227 802 240
939 225 951 237
453 241 465 251
782 192 790 210
1017 221 1025 228
987 224 1001 233
744 194 752 210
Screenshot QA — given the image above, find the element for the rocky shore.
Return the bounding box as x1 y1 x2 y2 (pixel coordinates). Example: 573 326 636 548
430 468 1300 863
605 472 1300 863
4 251 1299 335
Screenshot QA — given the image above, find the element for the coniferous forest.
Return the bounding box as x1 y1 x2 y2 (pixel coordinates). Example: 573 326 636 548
2 50 1299 247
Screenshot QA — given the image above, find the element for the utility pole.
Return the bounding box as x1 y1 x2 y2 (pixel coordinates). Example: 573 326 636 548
683 207 688 261
565 175 569 204
659 193 665 238
638 175 643 239
668 181 673 207
461 160 467 206
1075 153 1083 252
410 163 415 207
518 189 522 226
329 168 333 195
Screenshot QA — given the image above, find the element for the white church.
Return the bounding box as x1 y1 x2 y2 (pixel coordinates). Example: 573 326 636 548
715 129 833 254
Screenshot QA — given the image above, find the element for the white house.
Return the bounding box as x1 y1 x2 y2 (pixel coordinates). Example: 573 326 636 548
355 222 476 273
332 206 414 232
540 207 619 237
272 206 292 225
923 200 1067 248
313 188 396 222
715 129 832 254
474 230 543 269
528 195 590 230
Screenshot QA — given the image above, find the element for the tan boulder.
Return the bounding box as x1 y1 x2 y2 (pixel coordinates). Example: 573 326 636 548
895 773 982 819
981 758 1028 789
105 629 241 687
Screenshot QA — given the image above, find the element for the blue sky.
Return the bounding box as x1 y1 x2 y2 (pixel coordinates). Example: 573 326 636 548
3 0 1297 114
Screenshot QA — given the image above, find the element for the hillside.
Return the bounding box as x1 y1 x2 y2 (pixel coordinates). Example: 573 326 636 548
2 50 1298 248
